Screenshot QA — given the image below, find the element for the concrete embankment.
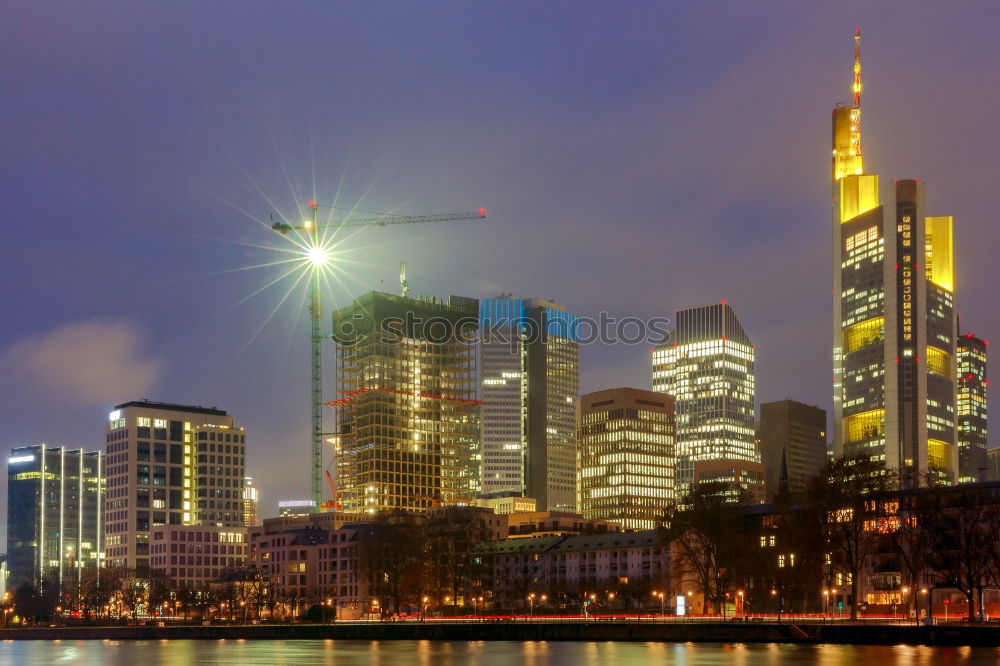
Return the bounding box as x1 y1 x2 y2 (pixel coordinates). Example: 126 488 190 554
1 621 996 646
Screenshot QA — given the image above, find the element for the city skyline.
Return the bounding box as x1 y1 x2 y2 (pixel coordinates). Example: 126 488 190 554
3 4 999 539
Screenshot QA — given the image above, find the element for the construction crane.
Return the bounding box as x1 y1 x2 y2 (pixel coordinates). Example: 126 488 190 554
271 201 487 512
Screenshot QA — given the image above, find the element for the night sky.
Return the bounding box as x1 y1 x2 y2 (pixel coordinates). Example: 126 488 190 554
3 2 998 538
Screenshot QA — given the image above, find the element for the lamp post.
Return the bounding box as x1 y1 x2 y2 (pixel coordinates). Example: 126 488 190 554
921 588 928 623
240 600 247 624
608 592 615 617
422 596 429 622
823 589 829 618
372 599 380 620
528 593 535 619
737 590 744 617
653 591 665 619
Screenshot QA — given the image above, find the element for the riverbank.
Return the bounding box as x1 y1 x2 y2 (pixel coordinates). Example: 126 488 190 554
1 621 997 646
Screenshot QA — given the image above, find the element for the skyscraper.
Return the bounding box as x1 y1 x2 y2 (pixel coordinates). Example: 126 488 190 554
830 31 958 483
758 400 828 499
6 445 104 595
331 291 480 513
957 331 988 482
479 296 580 511
243 476 260 527
104 401 246 573
651 302 758 495
578 388 675 529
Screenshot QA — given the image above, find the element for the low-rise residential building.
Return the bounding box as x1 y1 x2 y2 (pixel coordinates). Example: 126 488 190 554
481 531 669 611
506 511 620 538
477 495 537 515
149 524 248 590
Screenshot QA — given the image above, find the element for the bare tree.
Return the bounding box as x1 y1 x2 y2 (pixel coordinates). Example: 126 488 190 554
920 486 1000 622
116 569 147 621
883 490 931 617
362 513 426 613
809 455 896 620
661 484 748 614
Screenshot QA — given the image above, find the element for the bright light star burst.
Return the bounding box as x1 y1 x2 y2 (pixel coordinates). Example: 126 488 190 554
307 245 329 266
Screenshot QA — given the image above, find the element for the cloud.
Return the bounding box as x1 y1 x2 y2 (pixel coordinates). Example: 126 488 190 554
1 318 162 406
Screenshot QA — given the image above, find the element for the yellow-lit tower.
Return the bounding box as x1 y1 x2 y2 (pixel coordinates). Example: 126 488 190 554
831 30 958 484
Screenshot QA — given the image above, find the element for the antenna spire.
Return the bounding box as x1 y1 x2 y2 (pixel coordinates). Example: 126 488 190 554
852 28 862 108
849 29 863 163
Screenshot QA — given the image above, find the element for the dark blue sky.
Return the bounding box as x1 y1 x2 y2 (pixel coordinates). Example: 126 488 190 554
2 2 998 527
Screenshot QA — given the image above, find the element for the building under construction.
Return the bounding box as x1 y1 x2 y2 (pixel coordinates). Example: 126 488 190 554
329 291 480 514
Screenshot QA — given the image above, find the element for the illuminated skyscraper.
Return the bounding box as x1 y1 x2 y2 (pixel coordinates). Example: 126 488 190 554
331 291 480 514
479 296 580 511
956 331 988 482
831 31 958 483
651 302 758 495
243 476 260 527
578 388 675 529
6 445 104 595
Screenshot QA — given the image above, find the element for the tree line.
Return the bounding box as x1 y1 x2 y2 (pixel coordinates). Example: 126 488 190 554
663 454 1000 622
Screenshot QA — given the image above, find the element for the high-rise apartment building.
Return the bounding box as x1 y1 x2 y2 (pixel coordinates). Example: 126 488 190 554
479 296 580 511
651 302 758 496
957 332 988 482
104 401 245 573
331 291 480 513
578 388 675 529
830 32 958 483
6 445 104 594
758 400 828 499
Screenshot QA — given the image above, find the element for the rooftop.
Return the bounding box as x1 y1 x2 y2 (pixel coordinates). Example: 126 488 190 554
113 400 228 416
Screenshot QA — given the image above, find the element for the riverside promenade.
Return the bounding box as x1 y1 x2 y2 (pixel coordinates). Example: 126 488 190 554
2 620 999 646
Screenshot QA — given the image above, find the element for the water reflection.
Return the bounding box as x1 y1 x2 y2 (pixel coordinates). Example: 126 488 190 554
1 640 999 666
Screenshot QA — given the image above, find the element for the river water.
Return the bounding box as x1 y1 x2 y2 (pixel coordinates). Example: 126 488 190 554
1 640 997 665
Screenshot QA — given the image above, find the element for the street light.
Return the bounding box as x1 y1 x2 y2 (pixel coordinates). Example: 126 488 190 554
422 596 429 621
653 591 665 619
528 593 535 618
